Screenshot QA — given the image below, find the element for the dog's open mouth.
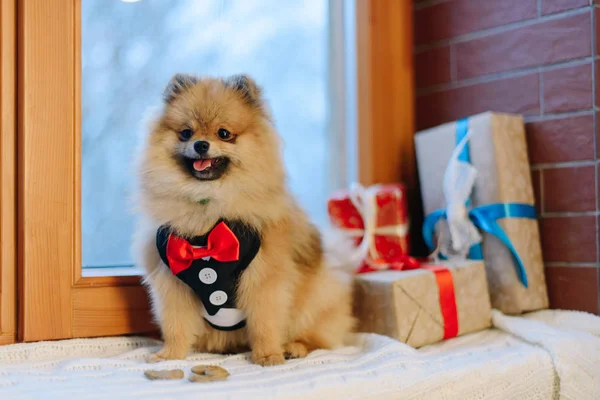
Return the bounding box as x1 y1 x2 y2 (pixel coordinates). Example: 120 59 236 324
182 156 230 181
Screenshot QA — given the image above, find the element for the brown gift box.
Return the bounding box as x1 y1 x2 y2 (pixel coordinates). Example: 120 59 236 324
415 112 548 314
353 260 492 348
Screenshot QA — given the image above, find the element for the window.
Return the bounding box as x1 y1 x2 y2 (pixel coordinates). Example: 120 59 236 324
16 0 412 342
81 0 355 270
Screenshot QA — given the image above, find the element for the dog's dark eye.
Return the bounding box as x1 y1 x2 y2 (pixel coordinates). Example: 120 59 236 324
179 129 193 141
217 128 232 141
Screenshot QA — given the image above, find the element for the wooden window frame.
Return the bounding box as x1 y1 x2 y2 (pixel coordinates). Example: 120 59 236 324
356 0 419 252
0 0 17 345
15 0 414 342
356 0 415 189
18 0 153 342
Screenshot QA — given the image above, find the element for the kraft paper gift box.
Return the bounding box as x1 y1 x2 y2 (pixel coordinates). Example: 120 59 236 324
353 260 492 348
415 112 549 314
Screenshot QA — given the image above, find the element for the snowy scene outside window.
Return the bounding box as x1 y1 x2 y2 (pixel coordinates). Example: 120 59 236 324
81 0 346 268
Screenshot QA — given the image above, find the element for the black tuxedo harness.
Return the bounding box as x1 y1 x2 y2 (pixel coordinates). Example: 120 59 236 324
156 220 261 331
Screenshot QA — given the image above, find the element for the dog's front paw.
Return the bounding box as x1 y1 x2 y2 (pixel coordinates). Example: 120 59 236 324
252 351 285 367
147 347 186 364
147 353 168 364
284 341 309 359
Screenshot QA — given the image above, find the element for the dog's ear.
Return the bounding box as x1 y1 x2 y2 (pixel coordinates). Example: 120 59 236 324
163 73 197 103
225 74 262 106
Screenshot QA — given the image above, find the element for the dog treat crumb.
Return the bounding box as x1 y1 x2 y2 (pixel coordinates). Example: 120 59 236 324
189 365 230 382
144 369 184 380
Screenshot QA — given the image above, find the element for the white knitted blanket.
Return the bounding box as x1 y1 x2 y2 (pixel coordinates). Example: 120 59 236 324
1 310 599 400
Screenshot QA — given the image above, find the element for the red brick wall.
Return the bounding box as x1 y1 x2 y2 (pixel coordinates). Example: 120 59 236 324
414 0 599 314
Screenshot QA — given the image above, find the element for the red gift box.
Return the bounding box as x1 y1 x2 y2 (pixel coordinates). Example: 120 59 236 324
328 184 410 272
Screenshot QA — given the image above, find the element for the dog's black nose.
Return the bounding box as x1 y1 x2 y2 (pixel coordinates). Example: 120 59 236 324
194 141 210 155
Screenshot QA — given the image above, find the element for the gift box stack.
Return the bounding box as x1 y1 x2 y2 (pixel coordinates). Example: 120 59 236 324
328 111 549 348
328 184 493 347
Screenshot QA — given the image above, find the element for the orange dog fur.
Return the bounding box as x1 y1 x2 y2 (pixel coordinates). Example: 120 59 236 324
133 74 354 366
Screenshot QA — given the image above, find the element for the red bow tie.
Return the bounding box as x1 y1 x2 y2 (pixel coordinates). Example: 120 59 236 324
166 222 240 275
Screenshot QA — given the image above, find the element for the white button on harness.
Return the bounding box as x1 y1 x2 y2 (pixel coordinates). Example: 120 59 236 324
198 268 217 284
209 290 228 306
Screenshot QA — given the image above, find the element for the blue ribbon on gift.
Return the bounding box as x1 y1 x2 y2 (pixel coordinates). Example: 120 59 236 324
422 118 536 288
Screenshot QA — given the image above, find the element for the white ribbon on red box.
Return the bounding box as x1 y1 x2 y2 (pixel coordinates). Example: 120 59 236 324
341 183 409 269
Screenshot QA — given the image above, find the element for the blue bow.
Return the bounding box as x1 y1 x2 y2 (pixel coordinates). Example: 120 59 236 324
422 118 535 288
423 203 536 288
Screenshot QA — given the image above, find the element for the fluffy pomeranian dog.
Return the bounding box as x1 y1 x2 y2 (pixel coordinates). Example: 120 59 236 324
133 73 354 366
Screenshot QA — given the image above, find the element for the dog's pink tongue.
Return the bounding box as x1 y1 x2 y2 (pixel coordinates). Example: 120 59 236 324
193 159 212 172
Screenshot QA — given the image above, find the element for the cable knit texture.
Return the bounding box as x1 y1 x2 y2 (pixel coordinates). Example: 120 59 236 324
0 310 599 399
